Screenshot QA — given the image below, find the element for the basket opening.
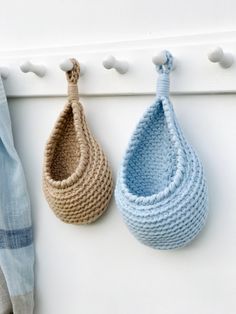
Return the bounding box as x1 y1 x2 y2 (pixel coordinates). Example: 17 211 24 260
125 103 178 197
49 107 81 181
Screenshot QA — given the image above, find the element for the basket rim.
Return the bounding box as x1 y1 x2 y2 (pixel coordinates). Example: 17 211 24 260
119 96 186 205
43 101 89 189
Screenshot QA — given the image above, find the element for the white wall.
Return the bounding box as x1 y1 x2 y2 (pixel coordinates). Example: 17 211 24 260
0 0 235 50
1 1 236 313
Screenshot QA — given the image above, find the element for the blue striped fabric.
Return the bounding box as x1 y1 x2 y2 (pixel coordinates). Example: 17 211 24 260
0 77 34 313
0 227 33 249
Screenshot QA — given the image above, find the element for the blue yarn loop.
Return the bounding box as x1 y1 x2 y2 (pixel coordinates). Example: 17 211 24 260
156 50 174 74
115 49 208 250
156 50 173 97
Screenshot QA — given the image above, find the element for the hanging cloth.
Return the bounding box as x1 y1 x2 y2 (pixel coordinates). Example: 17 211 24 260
0 78 34 313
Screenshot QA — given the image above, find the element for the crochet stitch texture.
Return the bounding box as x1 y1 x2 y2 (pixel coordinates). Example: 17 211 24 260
115 51 208 249
43 59 113 224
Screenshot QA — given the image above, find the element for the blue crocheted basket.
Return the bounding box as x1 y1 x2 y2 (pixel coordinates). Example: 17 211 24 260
115 51 208 250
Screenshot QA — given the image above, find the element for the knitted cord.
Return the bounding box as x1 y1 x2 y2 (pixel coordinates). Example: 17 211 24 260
66 58 80 102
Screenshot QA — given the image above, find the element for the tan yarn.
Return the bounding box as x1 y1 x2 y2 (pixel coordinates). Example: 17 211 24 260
43 59 113 224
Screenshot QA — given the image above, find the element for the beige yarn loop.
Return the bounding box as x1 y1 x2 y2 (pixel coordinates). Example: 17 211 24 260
66 58 80 102
43 58 113 224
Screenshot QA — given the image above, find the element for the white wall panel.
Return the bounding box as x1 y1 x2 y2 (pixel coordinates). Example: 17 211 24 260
1 0 236 312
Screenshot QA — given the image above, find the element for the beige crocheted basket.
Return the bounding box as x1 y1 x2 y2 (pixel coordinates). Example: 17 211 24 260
43 59 113 224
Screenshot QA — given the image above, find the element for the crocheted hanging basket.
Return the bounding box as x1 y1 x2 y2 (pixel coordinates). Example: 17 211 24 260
43 59 113 224
115 51 208 249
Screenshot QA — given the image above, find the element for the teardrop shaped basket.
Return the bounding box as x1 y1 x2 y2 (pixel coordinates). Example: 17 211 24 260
43 59 113 224
115 51 208 249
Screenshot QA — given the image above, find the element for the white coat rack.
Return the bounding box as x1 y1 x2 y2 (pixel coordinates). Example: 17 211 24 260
1 31 236 98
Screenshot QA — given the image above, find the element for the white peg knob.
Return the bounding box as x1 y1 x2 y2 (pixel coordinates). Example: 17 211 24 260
208 47 234 68
59 59 85 76
20 60 47 77
152 51 176 70
0 66 9 79
103 55 129 74
152 51 167 66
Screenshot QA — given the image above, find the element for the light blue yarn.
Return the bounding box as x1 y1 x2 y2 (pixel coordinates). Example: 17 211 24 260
115 51 208 249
